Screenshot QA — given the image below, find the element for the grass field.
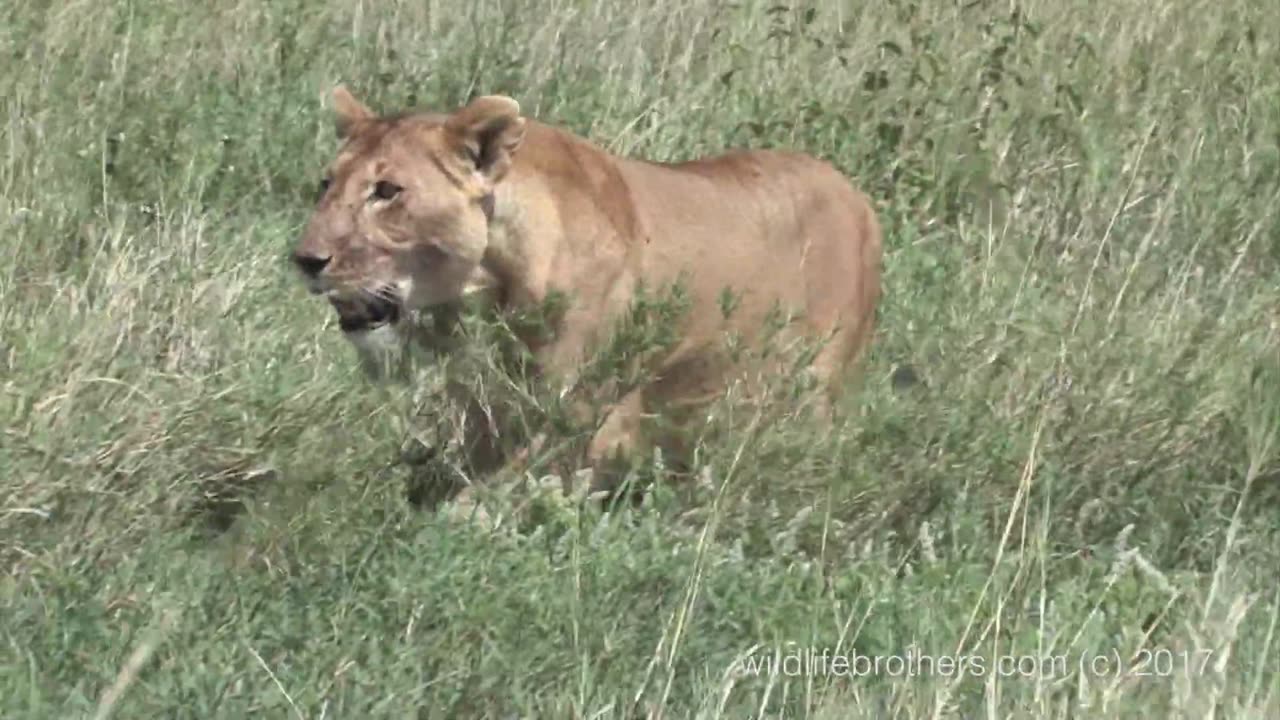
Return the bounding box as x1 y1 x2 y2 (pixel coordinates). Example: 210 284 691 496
3 0 1279 717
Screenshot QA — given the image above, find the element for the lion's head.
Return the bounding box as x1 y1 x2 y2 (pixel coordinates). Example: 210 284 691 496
291 86 526 342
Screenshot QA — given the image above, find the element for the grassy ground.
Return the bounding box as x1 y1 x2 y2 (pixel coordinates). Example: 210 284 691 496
3 0 1279 717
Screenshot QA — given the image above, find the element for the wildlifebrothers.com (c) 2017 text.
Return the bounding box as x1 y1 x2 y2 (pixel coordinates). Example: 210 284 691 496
737 644 1220 681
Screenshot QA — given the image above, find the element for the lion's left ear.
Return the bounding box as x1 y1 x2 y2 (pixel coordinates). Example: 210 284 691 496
332 84 375 139
444 95 526 185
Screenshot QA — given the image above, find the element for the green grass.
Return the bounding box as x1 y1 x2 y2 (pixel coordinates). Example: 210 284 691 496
3 0 1279 717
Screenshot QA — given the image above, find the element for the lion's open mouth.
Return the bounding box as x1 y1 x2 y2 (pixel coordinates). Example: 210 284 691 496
328 294 402 333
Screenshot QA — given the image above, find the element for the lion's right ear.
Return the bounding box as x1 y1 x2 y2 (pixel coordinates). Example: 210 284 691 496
332 85 374 139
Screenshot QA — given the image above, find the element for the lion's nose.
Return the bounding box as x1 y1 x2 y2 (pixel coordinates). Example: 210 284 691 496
292 252 332 278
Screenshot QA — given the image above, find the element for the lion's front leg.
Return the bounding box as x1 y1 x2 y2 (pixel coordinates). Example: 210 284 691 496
583 388 646 496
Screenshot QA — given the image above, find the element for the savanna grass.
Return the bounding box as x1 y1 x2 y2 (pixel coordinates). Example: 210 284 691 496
2 0 1278 717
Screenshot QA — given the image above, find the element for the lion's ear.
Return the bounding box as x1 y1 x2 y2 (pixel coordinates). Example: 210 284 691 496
444 95 526 184
332 85 374 139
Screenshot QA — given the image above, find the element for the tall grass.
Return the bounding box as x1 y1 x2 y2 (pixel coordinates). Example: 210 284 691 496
2 0 1277 716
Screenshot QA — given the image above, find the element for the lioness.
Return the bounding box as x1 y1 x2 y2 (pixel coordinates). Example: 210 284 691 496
292 85 882 505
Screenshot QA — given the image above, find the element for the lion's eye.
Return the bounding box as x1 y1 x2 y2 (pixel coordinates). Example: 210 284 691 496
372 180 403 201
317 177 332 199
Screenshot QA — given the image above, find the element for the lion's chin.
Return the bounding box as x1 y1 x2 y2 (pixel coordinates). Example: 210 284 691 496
346 321 408 380
347 321 402 351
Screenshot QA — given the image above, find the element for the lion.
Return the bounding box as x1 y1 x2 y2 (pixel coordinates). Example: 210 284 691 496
292 85 882 512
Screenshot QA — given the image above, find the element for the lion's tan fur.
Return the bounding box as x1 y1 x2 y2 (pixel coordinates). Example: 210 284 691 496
293 86 882 498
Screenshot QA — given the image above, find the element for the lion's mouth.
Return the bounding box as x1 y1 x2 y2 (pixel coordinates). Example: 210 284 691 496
328 294 402 333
